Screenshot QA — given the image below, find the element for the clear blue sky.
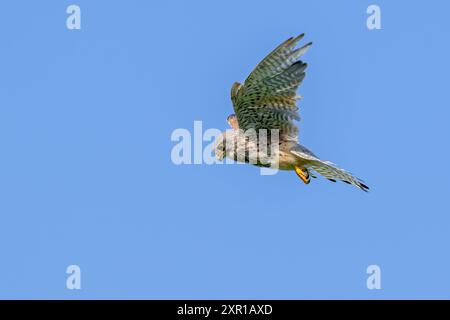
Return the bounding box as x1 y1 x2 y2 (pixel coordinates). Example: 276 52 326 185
1 0 449 299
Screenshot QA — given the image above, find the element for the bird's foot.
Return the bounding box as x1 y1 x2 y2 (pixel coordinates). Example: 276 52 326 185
295 166 310 184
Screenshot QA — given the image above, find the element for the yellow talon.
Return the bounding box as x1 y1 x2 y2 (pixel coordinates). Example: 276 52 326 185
295 166 310 184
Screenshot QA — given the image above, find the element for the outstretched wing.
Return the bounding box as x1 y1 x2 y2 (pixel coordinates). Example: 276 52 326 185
231 34 312 140
291 146 370 192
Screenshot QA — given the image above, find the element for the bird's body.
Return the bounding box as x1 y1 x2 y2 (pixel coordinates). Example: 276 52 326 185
215 34 369 191
216 129 307 170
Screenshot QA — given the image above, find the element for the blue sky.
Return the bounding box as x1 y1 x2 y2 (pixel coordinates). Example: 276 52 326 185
0 0 449 299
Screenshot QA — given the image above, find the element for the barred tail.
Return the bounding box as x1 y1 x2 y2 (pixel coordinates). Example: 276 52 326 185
290 146 369 192
308 160 369 192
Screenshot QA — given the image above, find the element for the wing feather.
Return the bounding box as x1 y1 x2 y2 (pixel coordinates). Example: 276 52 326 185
231 35 312 140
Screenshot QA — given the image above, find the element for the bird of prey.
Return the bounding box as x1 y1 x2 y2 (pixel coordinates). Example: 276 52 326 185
215 34 369 191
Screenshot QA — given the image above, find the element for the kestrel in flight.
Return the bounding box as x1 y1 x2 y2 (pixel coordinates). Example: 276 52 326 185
215 34 369 191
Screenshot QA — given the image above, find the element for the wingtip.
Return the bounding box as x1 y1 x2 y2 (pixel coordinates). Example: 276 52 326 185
287 34 305 47
296 33 305 40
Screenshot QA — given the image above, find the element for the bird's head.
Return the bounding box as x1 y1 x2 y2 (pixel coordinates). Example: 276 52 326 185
214 130 238 161
215 114 240 161
214 132 227 161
